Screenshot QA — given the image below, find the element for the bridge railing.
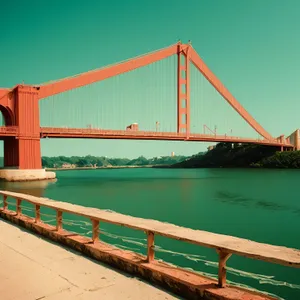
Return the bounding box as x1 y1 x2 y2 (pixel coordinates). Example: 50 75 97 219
42 127 294 146
0 125 290 146
0 126 18 133
1 190 299 289
41 127 186 137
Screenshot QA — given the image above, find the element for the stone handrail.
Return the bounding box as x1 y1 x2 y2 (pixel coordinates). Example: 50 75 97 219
1 190 299 288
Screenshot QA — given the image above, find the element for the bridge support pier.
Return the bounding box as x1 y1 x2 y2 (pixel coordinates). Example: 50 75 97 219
14 85 42 169
4 137 19 167
3 137 42 169
1 85 55 181
2 85 42 170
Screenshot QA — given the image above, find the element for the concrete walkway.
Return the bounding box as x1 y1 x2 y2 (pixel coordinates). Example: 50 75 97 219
0 220 178 300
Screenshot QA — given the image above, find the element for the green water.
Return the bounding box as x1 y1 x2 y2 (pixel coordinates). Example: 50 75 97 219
1 168 299 299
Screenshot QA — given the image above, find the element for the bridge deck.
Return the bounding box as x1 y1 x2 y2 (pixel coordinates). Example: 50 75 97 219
0 219 177 300
0 126 293 147
40 127 292 147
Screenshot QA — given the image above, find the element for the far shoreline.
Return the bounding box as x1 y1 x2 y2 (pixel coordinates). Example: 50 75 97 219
46 165 163 171
46 164 300 171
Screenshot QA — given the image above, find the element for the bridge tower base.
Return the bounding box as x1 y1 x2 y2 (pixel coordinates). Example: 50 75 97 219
0 169 56 182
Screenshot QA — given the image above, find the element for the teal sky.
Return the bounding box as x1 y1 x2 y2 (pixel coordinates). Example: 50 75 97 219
0 0 299 158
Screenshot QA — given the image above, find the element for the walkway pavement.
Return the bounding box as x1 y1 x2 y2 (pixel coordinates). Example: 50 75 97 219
0 220 178 300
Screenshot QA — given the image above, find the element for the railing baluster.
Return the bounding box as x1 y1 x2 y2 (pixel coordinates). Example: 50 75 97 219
91 219 100 243
147 231 155 262
16 198 22 216
217 251 232 288
56 210 63 231
3 195 7 210
35 205 41 223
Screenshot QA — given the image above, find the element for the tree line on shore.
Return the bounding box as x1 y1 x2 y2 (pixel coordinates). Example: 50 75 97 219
172 143 300 169
0 143 298 169
41 154 189 168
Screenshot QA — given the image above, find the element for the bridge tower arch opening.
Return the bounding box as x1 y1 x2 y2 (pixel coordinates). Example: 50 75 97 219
0 105 14 126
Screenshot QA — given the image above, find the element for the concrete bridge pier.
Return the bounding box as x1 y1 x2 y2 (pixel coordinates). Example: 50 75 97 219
0 169 56 182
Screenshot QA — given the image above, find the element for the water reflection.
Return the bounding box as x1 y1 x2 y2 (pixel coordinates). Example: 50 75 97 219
0 179 57 197
255 200 288 211
215 191 251 206
214 190 300 215
293 208 300 216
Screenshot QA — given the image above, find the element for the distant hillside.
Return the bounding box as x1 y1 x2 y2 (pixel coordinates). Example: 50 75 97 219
171 143 292 168
257 151 300 168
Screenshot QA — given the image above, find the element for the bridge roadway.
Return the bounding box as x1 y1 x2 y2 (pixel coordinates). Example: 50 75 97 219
0 220 177 300
0 126 292 148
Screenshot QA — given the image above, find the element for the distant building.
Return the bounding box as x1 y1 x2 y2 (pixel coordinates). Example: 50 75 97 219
207 145 215 151
87 163 97 168
171 152 175 157
62 163 76 169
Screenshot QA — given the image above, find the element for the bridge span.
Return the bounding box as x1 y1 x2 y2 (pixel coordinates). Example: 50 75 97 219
0 41 298 174
40 127 293 147
0 126 294 147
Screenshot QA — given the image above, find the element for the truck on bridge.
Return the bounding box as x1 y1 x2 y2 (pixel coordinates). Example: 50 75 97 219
126 123 139 131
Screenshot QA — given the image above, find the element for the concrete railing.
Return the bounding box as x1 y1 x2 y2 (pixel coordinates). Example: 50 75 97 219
1 190 299 290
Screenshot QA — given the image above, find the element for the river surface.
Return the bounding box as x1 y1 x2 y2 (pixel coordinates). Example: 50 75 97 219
1 168 299 299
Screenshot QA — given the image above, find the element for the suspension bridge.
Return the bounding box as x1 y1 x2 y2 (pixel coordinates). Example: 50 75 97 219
0 41 298 170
